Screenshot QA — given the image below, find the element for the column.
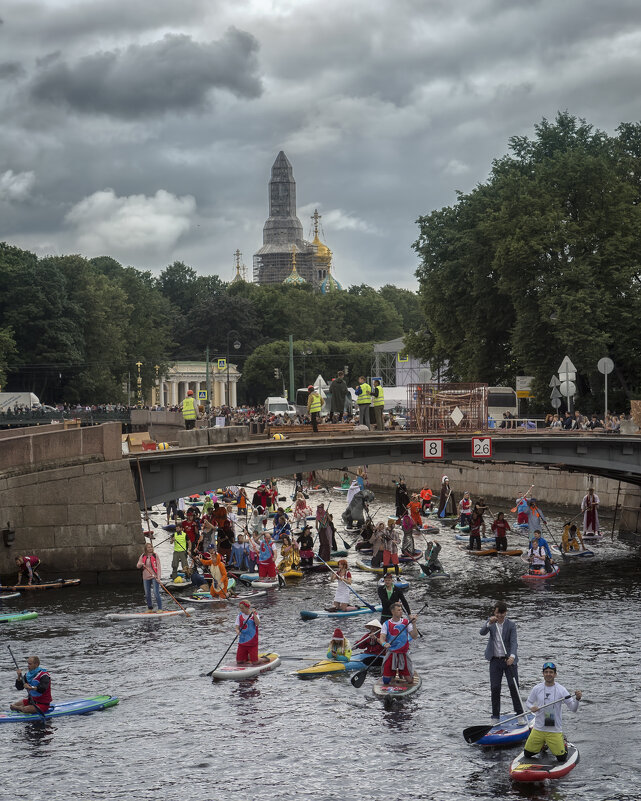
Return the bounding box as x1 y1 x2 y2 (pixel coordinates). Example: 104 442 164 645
158 379 164 408
171 381 178 407
231 381 237 407
181 381 190 403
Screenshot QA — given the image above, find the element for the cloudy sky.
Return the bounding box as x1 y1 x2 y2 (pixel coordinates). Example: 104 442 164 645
1 0 640 289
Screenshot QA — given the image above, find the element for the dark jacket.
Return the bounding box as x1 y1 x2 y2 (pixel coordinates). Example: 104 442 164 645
329 377 349 414
377 584 411 621
479 617 518 663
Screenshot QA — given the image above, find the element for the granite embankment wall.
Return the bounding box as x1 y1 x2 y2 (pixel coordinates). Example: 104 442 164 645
0 423 142 584
319 461 641 533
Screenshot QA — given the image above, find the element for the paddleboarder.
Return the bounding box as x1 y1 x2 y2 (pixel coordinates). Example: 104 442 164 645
10 656 51 714
136 543 163 611
581 487 600 536
378 602 418 685
382 518 401 576
480 602 525 724
353 619 384 658
331 558 353 611
169 521 190 580
326 629 353 662
522 662 582 763
378 571 411 623
420 540 444 576
561 523 586 553
15 555 42 586
528 531 553 574
235 600 261 665
258 532 277 580
491 512 511 552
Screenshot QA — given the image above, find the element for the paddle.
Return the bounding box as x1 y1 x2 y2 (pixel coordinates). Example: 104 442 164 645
7 646 47 720
206 608 256 676
439 487 452 518
315 555 377 612
510 484 535 513
351 602 428 688
463 695 574 744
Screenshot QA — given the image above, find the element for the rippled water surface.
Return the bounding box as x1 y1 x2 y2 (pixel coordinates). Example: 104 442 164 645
1 482 640 801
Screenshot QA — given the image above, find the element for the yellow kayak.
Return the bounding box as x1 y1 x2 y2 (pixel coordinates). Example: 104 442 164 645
294 658 363 678
354 560 403 576
280 569 304 579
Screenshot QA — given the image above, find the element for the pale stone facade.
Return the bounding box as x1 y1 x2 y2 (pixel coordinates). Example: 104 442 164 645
154 361 241 408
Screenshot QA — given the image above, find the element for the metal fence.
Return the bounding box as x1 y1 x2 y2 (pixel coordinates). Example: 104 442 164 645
406 383 489 433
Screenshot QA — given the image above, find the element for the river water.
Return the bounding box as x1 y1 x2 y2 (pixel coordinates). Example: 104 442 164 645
1 481 639 801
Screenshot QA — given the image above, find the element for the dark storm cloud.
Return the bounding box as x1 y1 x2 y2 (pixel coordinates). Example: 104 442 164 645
0 61 24 80
29 28 262 117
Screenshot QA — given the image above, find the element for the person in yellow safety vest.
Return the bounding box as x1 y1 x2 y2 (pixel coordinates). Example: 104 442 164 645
169 522 190 579
180 389 198 430
372 379 385 431
355 376 371 429
307 385 322 433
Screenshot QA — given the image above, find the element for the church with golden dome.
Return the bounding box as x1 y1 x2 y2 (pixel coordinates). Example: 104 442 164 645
252 152 343 290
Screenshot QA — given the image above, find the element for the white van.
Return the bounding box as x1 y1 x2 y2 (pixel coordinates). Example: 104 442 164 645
264 396 297 418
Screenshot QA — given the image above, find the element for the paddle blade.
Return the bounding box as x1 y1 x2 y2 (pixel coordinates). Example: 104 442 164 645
350 668 369 688
463 724 493 744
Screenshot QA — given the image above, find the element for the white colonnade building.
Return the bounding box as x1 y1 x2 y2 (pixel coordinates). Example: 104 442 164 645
153 361 241 408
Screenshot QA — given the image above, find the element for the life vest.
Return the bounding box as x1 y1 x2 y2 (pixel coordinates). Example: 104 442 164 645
259 540 274 562
356 382 372 404
384 619 411 652
173 531 187 552
309 393 322 413
238 613 258 643
460 498 472 512
371 385 384 407
142 554 160 575
182 396 197 420
26 667 52 708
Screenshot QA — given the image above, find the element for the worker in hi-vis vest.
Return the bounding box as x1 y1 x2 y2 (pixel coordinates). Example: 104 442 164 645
354 376 371 429
180 389 198 430
371 380 385 431
307 385 323 433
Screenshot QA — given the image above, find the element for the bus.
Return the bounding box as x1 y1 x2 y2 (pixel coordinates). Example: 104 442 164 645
487 386 518 426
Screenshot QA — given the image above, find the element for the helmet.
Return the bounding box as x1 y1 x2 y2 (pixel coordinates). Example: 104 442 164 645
307 385 314 391
187 390 194 396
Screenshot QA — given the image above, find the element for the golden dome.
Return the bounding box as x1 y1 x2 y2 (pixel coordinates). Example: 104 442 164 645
313 234 332 264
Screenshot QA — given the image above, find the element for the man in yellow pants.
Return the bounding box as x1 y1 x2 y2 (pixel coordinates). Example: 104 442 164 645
523 662 582 763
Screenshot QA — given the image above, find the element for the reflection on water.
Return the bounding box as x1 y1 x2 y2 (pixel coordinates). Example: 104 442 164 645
1 480 640 800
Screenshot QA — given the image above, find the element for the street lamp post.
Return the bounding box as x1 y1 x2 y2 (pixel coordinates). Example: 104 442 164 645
226 330 241 408
136 361 143 407
154 364 160 407
301 347 312 386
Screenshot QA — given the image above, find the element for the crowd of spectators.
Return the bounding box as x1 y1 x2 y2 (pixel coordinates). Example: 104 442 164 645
544 410 624 432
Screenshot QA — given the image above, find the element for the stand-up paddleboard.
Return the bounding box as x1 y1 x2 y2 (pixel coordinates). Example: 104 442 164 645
399 550 422 563
300 563 331 573
330 550 348 558
191 589 267 602
252 579 281 589
474 712 534 746
210 652 280 681
0 611 38 623
373 673 421 698
455 524 470 532
279 569 303 579
417 569 450 580
300 605 382 620
0 593 21 601
0 695 119 723
458 545 497 556
454 534 495 544
377 576 409 590
5 579 81 592
294 658 366 678
106 607 195 620
521 564 560 581
355 560 403 576
496 549 524 557
551 545 595 559
332 486 349 492
422 525 440 535
510 743 579 782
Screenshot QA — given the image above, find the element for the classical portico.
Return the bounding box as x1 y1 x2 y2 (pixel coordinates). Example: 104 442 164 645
153 361 241 408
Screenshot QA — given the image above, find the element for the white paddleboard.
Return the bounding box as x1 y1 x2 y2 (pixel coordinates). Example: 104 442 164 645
106 607 195 620
210 652 281 681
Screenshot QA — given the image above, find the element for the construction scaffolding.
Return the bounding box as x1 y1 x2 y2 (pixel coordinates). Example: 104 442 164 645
406 382 488 433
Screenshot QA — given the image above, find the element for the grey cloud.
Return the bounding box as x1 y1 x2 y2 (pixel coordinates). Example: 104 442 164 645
0 61 24 79
29 28 262 117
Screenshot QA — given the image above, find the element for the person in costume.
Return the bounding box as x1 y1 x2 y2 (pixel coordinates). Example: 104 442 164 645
327 628 352 662
419 485 433 515
581 487 600 535
235 601 261 665
277 534 300 573
273 514 291 542
258 532 277 579
331 558 352 610
378 602 418 685
516 495 530 526
353 619 385 660
378 571 411 623
236 487 248 516
523 662 581 763
399 512 417 556
296 525 315 568
458 491 473 527
395 480 410 517
407 495 423 527
491 512 511 552
10 656 52 714
136 542 163 610
527 498 547 539
420 540 444 576
316 504 332 562
561 523 585 552
293 492 311 526
437 475 456 517
370 522 385 568
468 510 485 551
207 547 228 598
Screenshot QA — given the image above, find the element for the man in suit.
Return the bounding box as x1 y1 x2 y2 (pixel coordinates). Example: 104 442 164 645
480 601 525 723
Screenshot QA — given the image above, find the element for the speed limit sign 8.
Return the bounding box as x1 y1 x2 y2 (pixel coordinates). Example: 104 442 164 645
423 439 444 459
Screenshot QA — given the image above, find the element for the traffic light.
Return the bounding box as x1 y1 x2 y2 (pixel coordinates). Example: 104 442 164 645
274 368 281 379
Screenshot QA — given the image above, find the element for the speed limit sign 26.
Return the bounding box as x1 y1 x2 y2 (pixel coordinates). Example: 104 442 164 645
472 437 492 458
423 439 444 459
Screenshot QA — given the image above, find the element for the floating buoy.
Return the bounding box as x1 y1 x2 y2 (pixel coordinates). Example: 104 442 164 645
157 442 170 450
272 433 286 441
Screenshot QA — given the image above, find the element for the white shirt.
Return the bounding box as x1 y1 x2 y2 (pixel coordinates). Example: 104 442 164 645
526 680 579 733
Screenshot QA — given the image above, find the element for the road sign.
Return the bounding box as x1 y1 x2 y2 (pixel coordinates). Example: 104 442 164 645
558 355 577 375
597 357 614 375
549 376 561 388
198 390 207 400
559 380 576 397
450 406 464 426
550 386 561 399
472 437 492 458
218 358 227 370
516 375 534 392
551 398 562 409
423 439 444 460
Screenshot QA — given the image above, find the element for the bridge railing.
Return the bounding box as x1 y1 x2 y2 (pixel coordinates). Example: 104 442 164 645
0 410 130 428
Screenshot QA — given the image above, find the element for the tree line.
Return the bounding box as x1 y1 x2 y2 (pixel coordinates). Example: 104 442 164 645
407 112 641 414
0 245 420 404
